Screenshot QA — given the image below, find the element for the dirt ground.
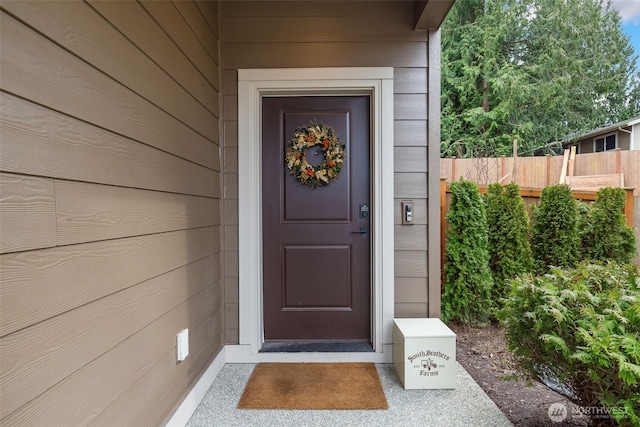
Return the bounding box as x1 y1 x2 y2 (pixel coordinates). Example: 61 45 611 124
451 323 590 426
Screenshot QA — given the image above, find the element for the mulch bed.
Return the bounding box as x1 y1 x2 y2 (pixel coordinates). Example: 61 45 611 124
451 323 589 426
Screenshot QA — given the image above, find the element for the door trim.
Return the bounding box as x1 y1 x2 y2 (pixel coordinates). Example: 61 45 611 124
236 68 394 361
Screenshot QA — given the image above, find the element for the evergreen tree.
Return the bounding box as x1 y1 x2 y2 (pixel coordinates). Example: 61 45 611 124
441 0 640 157
531 185 580 272
581 187 637 263
485 183 533 301
443 179 493 325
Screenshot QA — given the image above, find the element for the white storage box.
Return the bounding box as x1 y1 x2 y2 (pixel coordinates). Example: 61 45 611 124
393 318 457 389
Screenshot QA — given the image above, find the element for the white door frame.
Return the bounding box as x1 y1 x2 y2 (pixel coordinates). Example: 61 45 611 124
232 68 394 362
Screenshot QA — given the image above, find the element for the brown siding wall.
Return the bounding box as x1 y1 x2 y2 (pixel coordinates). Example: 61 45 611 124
0 1 223 425
221 1 432 343
577 130 632 153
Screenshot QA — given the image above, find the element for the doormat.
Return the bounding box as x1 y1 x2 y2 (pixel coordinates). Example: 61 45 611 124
237 362 388 410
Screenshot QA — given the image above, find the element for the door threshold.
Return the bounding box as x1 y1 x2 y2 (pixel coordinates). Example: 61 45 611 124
260 341 374 353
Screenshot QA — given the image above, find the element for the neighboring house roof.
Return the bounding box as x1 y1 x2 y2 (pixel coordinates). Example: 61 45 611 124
562 116 640 148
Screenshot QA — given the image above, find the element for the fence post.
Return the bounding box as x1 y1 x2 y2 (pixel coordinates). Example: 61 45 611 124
624 188 634 227
451 156 456 182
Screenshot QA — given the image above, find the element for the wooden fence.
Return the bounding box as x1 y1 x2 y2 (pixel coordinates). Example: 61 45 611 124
440 149 640 268
440 149 639 196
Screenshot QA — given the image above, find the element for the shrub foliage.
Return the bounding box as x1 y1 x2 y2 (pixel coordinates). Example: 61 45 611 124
498 262 640 426
531 184 580 272
485 183 533 301
581 187 637 264
442 179 493 325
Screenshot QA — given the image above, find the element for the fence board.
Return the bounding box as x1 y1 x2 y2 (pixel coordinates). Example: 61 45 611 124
442 150 639 195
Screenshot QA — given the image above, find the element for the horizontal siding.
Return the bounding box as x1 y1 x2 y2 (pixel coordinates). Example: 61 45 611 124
88 0 220 119
394 302 429 318
394 225 428 250
395 250 428 277
221 0 431 337
0 94 219 198
93 311 222 427
395 94 428 120
223 1 416 18
131 143 220 198
395 277 429 303
0 92 133 186
3 285 219 426
3 0 217 137
0 11 217 170
0 227 220 341
1 256 217 417
55 182 220 245
394 67 428 94
394 120 428 146
0 1 222 425
171 0 220 61
395 173 428 198
223 16 426 43
395 147 428 172
0 173 57 253
225 42 427 69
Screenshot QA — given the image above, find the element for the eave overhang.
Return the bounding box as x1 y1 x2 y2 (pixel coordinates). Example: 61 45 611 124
414 0 456 30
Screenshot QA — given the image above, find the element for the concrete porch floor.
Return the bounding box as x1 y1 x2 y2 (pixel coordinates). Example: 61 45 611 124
186 363 513 427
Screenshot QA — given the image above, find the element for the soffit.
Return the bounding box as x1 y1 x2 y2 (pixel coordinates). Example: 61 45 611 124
414 0 456 30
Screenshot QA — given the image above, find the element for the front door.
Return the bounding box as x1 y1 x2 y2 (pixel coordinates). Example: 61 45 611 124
262 96 371 345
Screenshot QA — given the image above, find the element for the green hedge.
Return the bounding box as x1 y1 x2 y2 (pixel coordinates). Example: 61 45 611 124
442 179 493 325
485 182 533 301
531 184 580 273
581 187 637 264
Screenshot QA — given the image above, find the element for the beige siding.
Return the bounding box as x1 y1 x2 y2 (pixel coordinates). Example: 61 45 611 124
0 1 222 425
221 0 432 341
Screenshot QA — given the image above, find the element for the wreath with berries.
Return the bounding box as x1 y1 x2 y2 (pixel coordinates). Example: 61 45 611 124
285 122 345 188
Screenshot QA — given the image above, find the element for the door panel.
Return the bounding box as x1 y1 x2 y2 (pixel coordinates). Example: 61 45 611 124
282 111 351 222
283 245 351 308
262 96 371 342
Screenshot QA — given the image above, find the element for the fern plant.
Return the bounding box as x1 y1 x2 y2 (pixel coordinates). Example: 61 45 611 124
442 179 493 325
485 182 533 302
498 262 640 426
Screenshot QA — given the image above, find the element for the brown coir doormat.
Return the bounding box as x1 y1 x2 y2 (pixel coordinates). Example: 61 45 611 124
237 362 388 410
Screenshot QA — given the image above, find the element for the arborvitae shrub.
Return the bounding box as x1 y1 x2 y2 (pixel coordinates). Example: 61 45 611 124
442 179 493 325
581 187 637 264
531 184 580 273
498 262 640 426
485 183 533 302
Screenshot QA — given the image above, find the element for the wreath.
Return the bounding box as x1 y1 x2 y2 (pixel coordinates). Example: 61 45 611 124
285 122 345 188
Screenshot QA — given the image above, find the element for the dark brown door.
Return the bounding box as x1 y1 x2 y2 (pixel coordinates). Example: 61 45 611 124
262 96 371 343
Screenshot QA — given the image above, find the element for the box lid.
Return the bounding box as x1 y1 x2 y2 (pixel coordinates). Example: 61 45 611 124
394 318 456 338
